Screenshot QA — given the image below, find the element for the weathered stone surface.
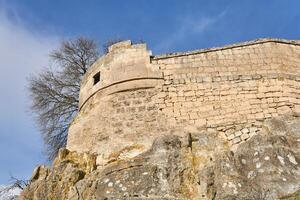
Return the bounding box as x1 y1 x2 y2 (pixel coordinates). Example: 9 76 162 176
20 116 300 200
68 39 300 160
19 149 96 200
213 116 300 200
280 190 300 200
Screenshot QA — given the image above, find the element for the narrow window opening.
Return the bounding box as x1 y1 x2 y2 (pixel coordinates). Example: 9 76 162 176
93 72 100 85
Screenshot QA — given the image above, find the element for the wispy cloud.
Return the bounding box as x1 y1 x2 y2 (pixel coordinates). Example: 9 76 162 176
155 10 227 53
0 3 59 183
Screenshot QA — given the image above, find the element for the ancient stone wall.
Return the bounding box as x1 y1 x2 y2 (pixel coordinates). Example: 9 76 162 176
153 40 300 145
67 39 300 165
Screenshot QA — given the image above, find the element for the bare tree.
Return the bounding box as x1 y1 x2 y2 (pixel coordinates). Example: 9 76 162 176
29 37 100 160
9 176 29 190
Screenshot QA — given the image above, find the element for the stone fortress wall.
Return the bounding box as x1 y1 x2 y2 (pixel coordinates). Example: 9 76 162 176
67 39 300 165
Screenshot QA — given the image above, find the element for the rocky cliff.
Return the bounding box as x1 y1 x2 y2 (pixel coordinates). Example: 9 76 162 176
19 115 300 200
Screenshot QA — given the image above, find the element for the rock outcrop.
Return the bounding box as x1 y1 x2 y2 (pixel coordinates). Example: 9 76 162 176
20 116 300 200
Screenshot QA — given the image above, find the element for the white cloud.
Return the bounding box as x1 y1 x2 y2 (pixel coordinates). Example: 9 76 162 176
0 4 59 183
0 6 58 90
0 5 59 115
155 10 227 52
190 16 219 33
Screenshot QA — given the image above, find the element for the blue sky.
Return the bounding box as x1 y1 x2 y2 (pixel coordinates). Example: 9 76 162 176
0 0 299 184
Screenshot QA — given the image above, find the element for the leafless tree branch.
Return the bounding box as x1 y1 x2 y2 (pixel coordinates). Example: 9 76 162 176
28 37 100 160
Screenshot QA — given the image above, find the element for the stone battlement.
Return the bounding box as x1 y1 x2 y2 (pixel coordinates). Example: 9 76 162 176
67 38 300 166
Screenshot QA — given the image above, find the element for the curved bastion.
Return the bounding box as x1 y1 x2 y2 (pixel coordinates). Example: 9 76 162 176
67 39 300 166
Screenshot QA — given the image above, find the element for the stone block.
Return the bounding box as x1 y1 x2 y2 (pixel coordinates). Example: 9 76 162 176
277 106 291 115
241 128 249 134
184 91 195 97
293 105 300 113
249 131 256 137
203 76 212 82
196 90 205 96
182 102 194 108
232 137 241 144
195 119 207 127
168 92 177 97
227 134 235 140
235 131 242 137
249 127 258 133
241 133 250 140
225 129 235 136
255 112 264 119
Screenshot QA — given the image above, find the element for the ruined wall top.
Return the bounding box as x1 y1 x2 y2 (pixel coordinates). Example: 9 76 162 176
78 38 300 110
153 38 300 59
78 40 162 109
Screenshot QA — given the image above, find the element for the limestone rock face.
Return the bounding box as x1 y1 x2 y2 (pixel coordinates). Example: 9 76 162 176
19 150 97 200
214 116 300 200
20 116 300 200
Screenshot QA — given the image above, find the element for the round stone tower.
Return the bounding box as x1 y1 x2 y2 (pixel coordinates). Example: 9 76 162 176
67 41 168 165
78 40 163 110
